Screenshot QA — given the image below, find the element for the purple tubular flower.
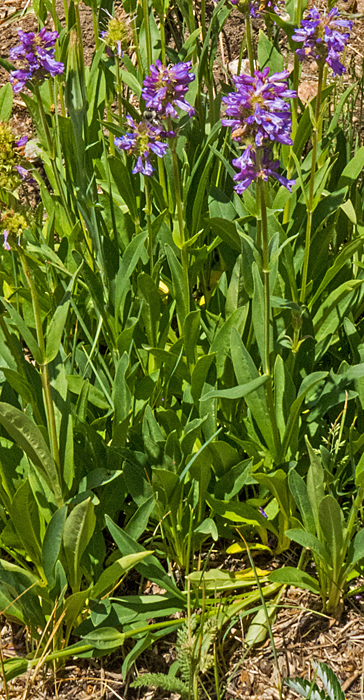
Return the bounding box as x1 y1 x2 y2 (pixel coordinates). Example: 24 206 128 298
15 136 28 147
9 27 64 92
142 60 195 118
14 164 36 183
115 115 169 176
259 506 268 518
3 229 11 251
232 147 295 193
222 68 296 147
292 7 352 76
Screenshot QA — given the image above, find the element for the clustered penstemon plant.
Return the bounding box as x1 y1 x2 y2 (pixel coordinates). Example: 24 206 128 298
223 68 295 389
140 59 195 315
115 115 170 177
291 6 352 303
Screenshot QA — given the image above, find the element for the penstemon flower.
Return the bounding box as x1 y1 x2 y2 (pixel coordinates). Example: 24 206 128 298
291 7 352 76
141 60 195 118
223 68 296 192
115 115 169 176
232 146 295 193
100 12 130 58
9 28 64 93
222 68 295 147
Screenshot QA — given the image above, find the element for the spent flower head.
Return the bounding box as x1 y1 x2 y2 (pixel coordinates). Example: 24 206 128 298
222 67 296 147
115 114 169 176
0 121 25 190
142 60 195 118
100 11 130 57
292 7 352 76
231 0 285 19
1 210 28 250
9 27 64 93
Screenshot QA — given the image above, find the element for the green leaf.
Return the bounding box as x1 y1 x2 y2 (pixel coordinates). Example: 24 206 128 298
338 146 364 188
230 328 276 456
350 528 364 567
9 480 42 568
313 280 364 343
201 374 269 401
309 238 363 308
42 505 67 587
63 498 96 592
0 402 62 504
109 155 139 224
1 297 43 365
257 29 283 74
244 604 277 648
206 493 274 531
268 567 320 594
279 373 327 462
165 244 186 327
81 627 125 650
318 495 345 575
105 515 184 599
3 657 30 683
138 273 160 347
306 437 325 536
183 310 201 367
285 529 329 564
288 470 316 535
91 552 152 599
211 306 248 378
44 294 70 363
0 83 13 121
112 352 131 441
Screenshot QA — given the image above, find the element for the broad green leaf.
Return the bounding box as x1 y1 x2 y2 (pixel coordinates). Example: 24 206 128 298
318 495 345 576
269 567 320 594
350 528 364 567
211 307 249 378
338 146 364 188
201 374 269 401
288 470 315 535
279 373 327 462
230 328 276 457
244 604 277 648
306 437 325 536
189 567 268 592
253 470 292 519
124 494 155 541
81 627 125 650
105 515 184 599
206 493 276 532
91 552 152 599
63 498 96 592
1 297 43 364
183 310 200 367
0 402 62 504
313 280 364 343
165 244 187 327
44 294 70 363
10 480 42 568
138 273 160 347
257 29 283 74
0 83 13 121
191 354 215 406
309 238 363 308
42 505 67 587
285 528 329 564
112 352 131 441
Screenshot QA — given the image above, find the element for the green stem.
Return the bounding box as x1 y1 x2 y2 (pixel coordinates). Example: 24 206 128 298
245 17 255 76
299 61 324 304
115 54 123 125
145 178 153 276
91 0 100 50
142 0 153 73
160 14 166 64
18 249 61 477
168 116 190 319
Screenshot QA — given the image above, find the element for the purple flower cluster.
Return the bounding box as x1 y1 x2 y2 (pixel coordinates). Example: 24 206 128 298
222 68 295 147
232 146 295 193
9 28 64 93
292 7 352 76
222 68 295 193
115 115 169 176
141 60 195 118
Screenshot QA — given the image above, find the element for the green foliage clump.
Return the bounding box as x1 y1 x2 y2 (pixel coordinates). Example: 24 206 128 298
0 121 21 191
